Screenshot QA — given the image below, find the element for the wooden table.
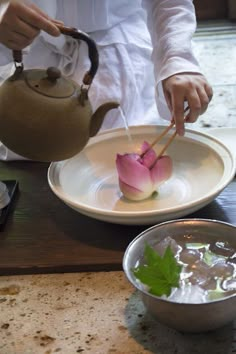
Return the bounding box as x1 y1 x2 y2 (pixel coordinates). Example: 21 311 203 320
0 161 235 275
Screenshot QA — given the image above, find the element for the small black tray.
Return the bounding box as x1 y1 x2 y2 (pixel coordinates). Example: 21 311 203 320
0 180 19 231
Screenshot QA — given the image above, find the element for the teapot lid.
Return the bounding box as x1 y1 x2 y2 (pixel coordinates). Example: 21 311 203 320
25 67 76 98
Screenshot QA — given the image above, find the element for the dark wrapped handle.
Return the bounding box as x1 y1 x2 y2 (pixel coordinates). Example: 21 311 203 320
13 50 22 63
58 25 99 85
13 24 99 85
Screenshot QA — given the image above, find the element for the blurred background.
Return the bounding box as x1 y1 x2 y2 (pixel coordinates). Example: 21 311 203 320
192 0 236 130
194 0 236 21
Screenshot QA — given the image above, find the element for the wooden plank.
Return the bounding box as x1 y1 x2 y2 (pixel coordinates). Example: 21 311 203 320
0 161 235 275
0 162 144 275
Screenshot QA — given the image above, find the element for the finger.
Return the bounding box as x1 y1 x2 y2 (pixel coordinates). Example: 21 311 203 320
6 32 34 50
10 17 39 40
29 3 64 29
17 3 60 36
0 25 38 49
196 87 210 115
171 93 185 136
185 91 201 123
205 83 213 102
163 88 172 112
52 19 64 26
29 2 51 19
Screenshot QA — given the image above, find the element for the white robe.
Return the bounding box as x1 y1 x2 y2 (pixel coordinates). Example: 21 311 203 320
0 0 201 160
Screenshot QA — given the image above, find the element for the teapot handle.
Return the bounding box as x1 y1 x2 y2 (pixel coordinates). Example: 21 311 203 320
13 24 99 86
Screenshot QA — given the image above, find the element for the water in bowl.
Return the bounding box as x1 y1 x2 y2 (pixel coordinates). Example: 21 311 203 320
150 235 236 304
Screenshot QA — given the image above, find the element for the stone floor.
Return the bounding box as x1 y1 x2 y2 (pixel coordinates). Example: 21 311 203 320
191 23 236 130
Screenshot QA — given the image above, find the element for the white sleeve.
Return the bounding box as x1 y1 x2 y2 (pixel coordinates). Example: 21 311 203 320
0 1 12 66
142 0 201 119
0 44 13 66
143 0 201 82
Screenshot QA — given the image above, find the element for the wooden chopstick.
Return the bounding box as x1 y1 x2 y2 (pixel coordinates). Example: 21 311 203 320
148 128 176 169
141 105 190 164
155 129 177 160
140 121 175 158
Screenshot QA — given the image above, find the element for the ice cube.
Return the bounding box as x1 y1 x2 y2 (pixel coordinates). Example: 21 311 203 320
209 261 234 278
187 260 210 278
179 248 202 265
221 278 236 292
154 236 182 257
227 253 236 264
187 260 215 289
167 284 207 304
210 241 235 257
201 277 217 291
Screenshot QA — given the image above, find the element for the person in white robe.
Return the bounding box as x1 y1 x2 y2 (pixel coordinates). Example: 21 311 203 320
0 0 213 160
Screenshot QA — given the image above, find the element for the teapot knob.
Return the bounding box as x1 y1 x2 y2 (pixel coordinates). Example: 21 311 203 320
46 67 61 82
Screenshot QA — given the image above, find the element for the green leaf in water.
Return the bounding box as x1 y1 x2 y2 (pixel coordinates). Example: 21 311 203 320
133 243 182 297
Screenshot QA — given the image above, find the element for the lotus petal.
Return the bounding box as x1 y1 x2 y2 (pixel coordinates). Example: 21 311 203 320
150 156 173 186
116 141 173 201
118 179 154 201
116 153 153 192
141 141 157 169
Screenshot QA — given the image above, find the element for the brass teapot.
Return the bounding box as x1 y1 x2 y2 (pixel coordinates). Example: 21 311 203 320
0 25 119 162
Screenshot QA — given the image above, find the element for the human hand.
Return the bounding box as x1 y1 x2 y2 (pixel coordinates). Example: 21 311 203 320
0 0 61 50
162 73 213 136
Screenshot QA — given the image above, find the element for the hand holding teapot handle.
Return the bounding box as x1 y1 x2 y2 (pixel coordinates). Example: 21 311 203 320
13 24 99 86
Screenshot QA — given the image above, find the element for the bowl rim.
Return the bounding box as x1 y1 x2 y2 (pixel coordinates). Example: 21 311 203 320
123 218 236 306
47 125 236 218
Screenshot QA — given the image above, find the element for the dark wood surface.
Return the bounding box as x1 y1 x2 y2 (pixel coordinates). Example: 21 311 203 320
194 0 228 20
0 161 235 275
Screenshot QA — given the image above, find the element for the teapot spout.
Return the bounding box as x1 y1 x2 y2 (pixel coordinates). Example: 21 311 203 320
90 101 119 137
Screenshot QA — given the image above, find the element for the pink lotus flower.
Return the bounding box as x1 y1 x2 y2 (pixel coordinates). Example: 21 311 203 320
116 141 173 201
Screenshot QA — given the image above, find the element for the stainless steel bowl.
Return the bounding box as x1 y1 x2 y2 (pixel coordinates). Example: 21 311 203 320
123 219 236 333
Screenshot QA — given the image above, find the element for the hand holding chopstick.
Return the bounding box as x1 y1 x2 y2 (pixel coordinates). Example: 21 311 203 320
162 74 213 136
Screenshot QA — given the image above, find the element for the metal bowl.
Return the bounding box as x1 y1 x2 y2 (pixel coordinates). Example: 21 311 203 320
123 219 236 333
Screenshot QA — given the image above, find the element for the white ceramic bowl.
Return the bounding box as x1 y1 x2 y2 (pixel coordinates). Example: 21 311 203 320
48 125 236 225
207 127 236 162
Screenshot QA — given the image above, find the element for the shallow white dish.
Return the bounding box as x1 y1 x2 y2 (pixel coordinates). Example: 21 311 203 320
206 127 236 162
48 125 236 225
